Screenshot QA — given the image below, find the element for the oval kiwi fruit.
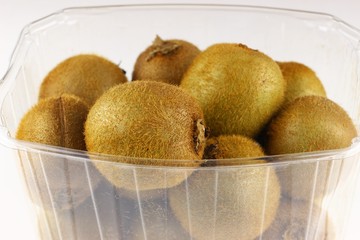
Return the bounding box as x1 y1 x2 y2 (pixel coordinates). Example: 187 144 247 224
39 54 128 106
85 81 206 192
265 95 357 202
16 94 89 150
204 134 264 159
180 43 286 138
169 135 280 240
168 165 280 239
16 94 99 210
132 35 201 85
266 95 357 154
277 61 326 105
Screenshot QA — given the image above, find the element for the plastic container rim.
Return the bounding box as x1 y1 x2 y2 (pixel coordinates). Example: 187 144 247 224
2 131 360 169
1 3 360 168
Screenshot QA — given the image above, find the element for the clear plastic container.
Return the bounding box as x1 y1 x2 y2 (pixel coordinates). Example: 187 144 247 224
1 4 360 240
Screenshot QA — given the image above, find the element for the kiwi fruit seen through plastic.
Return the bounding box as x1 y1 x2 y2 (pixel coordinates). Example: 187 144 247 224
129 199 191 240
132 35 201 85
39 180 134 240
168 165 280 240
181 43 286 138
277 61 326 105
265 95 357 202
16 94 100 210
203 134 265 165
169 135 280 240
39 54 128 106
85 81 206 192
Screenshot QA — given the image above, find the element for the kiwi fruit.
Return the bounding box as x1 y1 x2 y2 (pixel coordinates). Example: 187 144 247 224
203 134 264 162
16 94 89 150
265 95 357 201
180 43 286 138
168 143 280 239
266 95 357 155
39 54 128 106
16 94 100 210
277 61 326 105
85 81 206 192
132 35 201 85
257 197 329 240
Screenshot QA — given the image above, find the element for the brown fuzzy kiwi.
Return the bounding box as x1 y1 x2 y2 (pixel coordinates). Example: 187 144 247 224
180 43 286 138
16 94 89 149
265 95 357 202
277 61 326 105
132 35 201 85
39 54 128 106
168 142 280 240
266 95 357 155
257 197 329 240
84 81 206 192
16 94 100 210
203 134 264 161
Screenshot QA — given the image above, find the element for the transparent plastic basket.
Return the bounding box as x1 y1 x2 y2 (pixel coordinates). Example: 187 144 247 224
1 4 360 240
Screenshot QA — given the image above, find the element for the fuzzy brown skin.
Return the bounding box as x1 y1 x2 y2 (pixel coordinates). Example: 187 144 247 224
16 95 99 210
204 134 264 159
17 94 89 149
132 36 201 85
257 198 328 240
168 163 280 240
266 95 357 202
39 54 128 106
169 133 280 240
181 43 285 138
85 81 206 191
278 61 326 105
266 95 357 154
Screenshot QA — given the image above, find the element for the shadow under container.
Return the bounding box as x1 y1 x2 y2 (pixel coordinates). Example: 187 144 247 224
1 4 360 240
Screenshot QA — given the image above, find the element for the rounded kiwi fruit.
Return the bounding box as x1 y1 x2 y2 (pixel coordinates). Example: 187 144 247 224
203 134 265 162
85 81 206 192
132 35 201 85
16 94 100 210
265 95 357 201
257 197 329 240
169 139 280 240
168 165 280 240
17 94 89 150
180 43 286 138
266 95 357 155
277 61 326 105
39 54 128 106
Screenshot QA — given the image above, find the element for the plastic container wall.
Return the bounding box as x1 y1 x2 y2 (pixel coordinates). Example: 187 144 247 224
1 4 360 240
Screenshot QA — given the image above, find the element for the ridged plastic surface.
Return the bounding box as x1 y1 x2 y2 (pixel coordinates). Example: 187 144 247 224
1 4 360 240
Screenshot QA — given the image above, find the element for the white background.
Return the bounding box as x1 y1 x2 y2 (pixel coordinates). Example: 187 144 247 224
1 0 360 239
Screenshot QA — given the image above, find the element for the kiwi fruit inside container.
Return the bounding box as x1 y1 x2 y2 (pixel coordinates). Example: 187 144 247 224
0 4 360 240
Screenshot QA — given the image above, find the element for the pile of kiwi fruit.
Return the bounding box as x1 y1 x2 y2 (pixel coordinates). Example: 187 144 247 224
16 35 357 239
